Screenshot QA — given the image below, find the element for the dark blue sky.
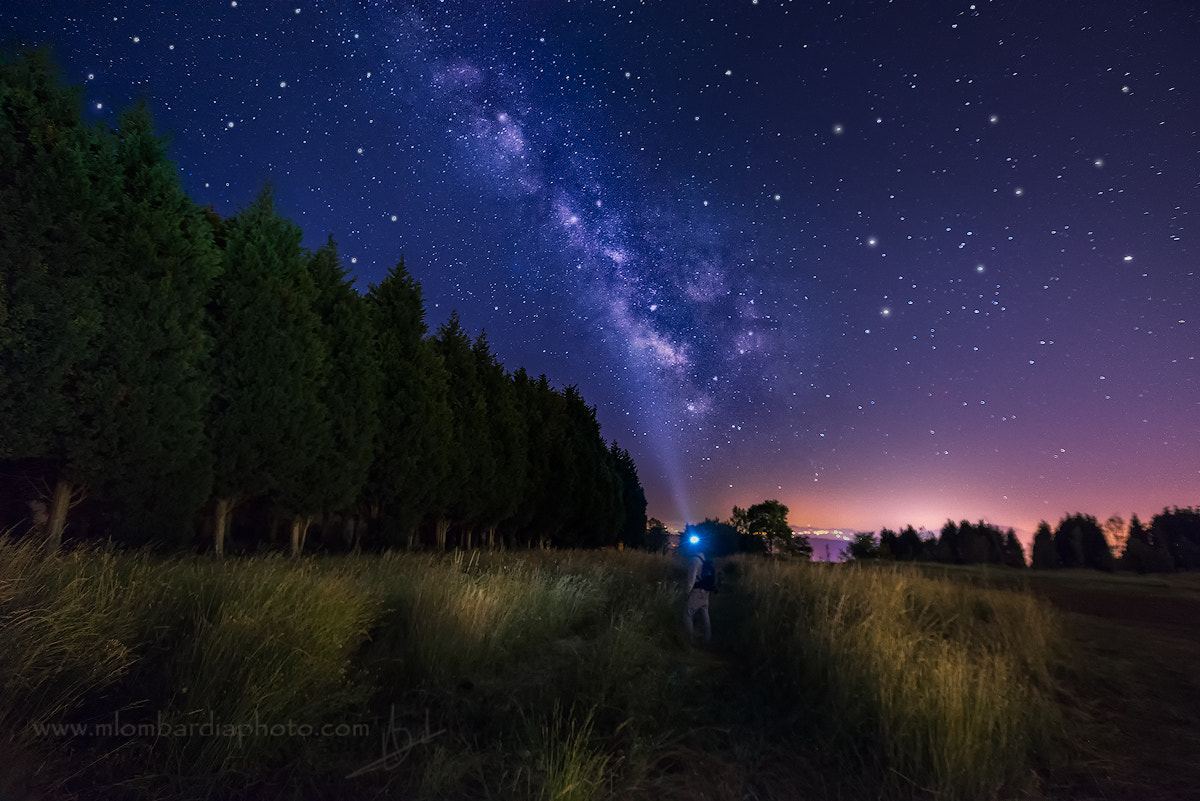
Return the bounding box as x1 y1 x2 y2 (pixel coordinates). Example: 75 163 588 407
7 0 1198 538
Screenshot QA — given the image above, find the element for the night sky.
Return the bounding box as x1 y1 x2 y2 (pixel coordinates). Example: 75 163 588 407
7 1 1198 542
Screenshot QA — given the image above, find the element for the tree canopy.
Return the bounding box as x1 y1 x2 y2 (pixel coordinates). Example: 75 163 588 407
731 499 810 557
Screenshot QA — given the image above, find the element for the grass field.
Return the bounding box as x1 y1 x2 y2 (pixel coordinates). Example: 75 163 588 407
1 537 1195 800
1012 569 1200 800
902 561 1200 800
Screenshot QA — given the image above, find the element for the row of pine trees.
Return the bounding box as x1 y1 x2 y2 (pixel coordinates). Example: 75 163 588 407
0 51 647 555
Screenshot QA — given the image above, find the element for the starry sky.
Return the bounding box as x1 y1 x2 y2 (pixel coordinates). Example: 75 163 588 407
6 1 1198 542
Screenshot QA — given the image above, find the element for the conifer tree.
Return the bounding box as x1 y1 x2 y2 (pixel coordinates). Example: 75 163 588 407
431 313 490 547
560 385 620 547
89 103 220 544
935 520 961 563
1031 521 1057 569
1054 513 1100 569
1068 513 1113 571
304 238 379 550
207 189 328 555
527 375 575 546
959 521 984 564
897 525 923 561
0 50 113 551
510 368 555 545
611 442 647 549
1150 507 1200 570
878 528 899 559
1126 513 1150 550
1121 513 1173 573
472 333 528 548
365 260 451 548
1003 529 1026 567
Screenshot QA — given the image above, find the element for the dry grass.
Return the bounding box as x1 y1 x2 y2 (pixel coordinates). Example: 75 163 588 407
738 559 1064 799
2 540 1082 800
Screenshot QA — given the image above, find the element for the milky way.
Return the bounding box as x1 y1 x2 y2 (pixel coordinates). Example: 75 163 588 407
6 0 1198 539
351 1 819 523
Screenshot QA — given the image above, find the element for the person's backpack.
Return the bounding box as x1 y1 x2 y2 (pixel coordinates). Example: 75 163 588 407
694 559 717 592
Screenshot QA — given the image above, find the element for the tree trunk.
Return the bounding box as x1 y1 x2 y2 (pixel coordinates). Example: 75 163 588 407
290 516 308 558
214 497 232 556
44 478 72 555
435 516 450 551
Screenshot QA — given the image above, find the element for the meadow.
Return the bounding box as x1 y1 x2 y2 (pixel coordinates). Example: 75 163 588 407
5 537 1186 800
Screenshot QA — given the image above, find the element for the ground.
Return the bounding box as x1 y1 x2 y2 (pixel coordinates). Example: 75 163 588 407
1025 573 1200 801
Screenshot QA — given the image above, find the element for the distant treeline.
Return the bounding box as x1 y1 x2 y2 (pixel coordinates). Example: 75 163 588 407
0 51 646 554
849 521 1026 567
850 509 1200 572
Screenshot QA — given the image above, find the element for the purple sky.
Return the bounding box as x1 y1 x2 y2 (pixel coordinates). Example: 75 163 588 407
8 0 1197 542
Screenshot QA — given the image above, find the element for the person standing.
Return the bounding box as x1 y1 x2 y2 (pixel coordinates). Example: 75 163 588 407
683 551 711 645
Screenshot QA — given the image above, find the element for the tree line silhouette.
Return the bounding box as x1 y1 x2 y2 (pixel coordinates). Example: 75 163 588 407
849 521 1027 567
850 509 1200 572
0 51 646 555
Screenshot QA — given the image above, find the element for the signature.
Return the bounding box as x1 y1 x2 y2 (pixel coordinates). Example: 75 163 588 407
345 705 445 779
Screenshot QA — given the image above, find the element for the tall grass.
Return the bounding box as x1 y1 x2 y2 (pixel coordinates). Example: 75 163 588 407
739 558 1063 799
350 550 609 689
0 536 142 742
155 557 378 775
3 540 1072 800
350 548 682 798
0 538 378 790
525 704 610 801
0 540 688 798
